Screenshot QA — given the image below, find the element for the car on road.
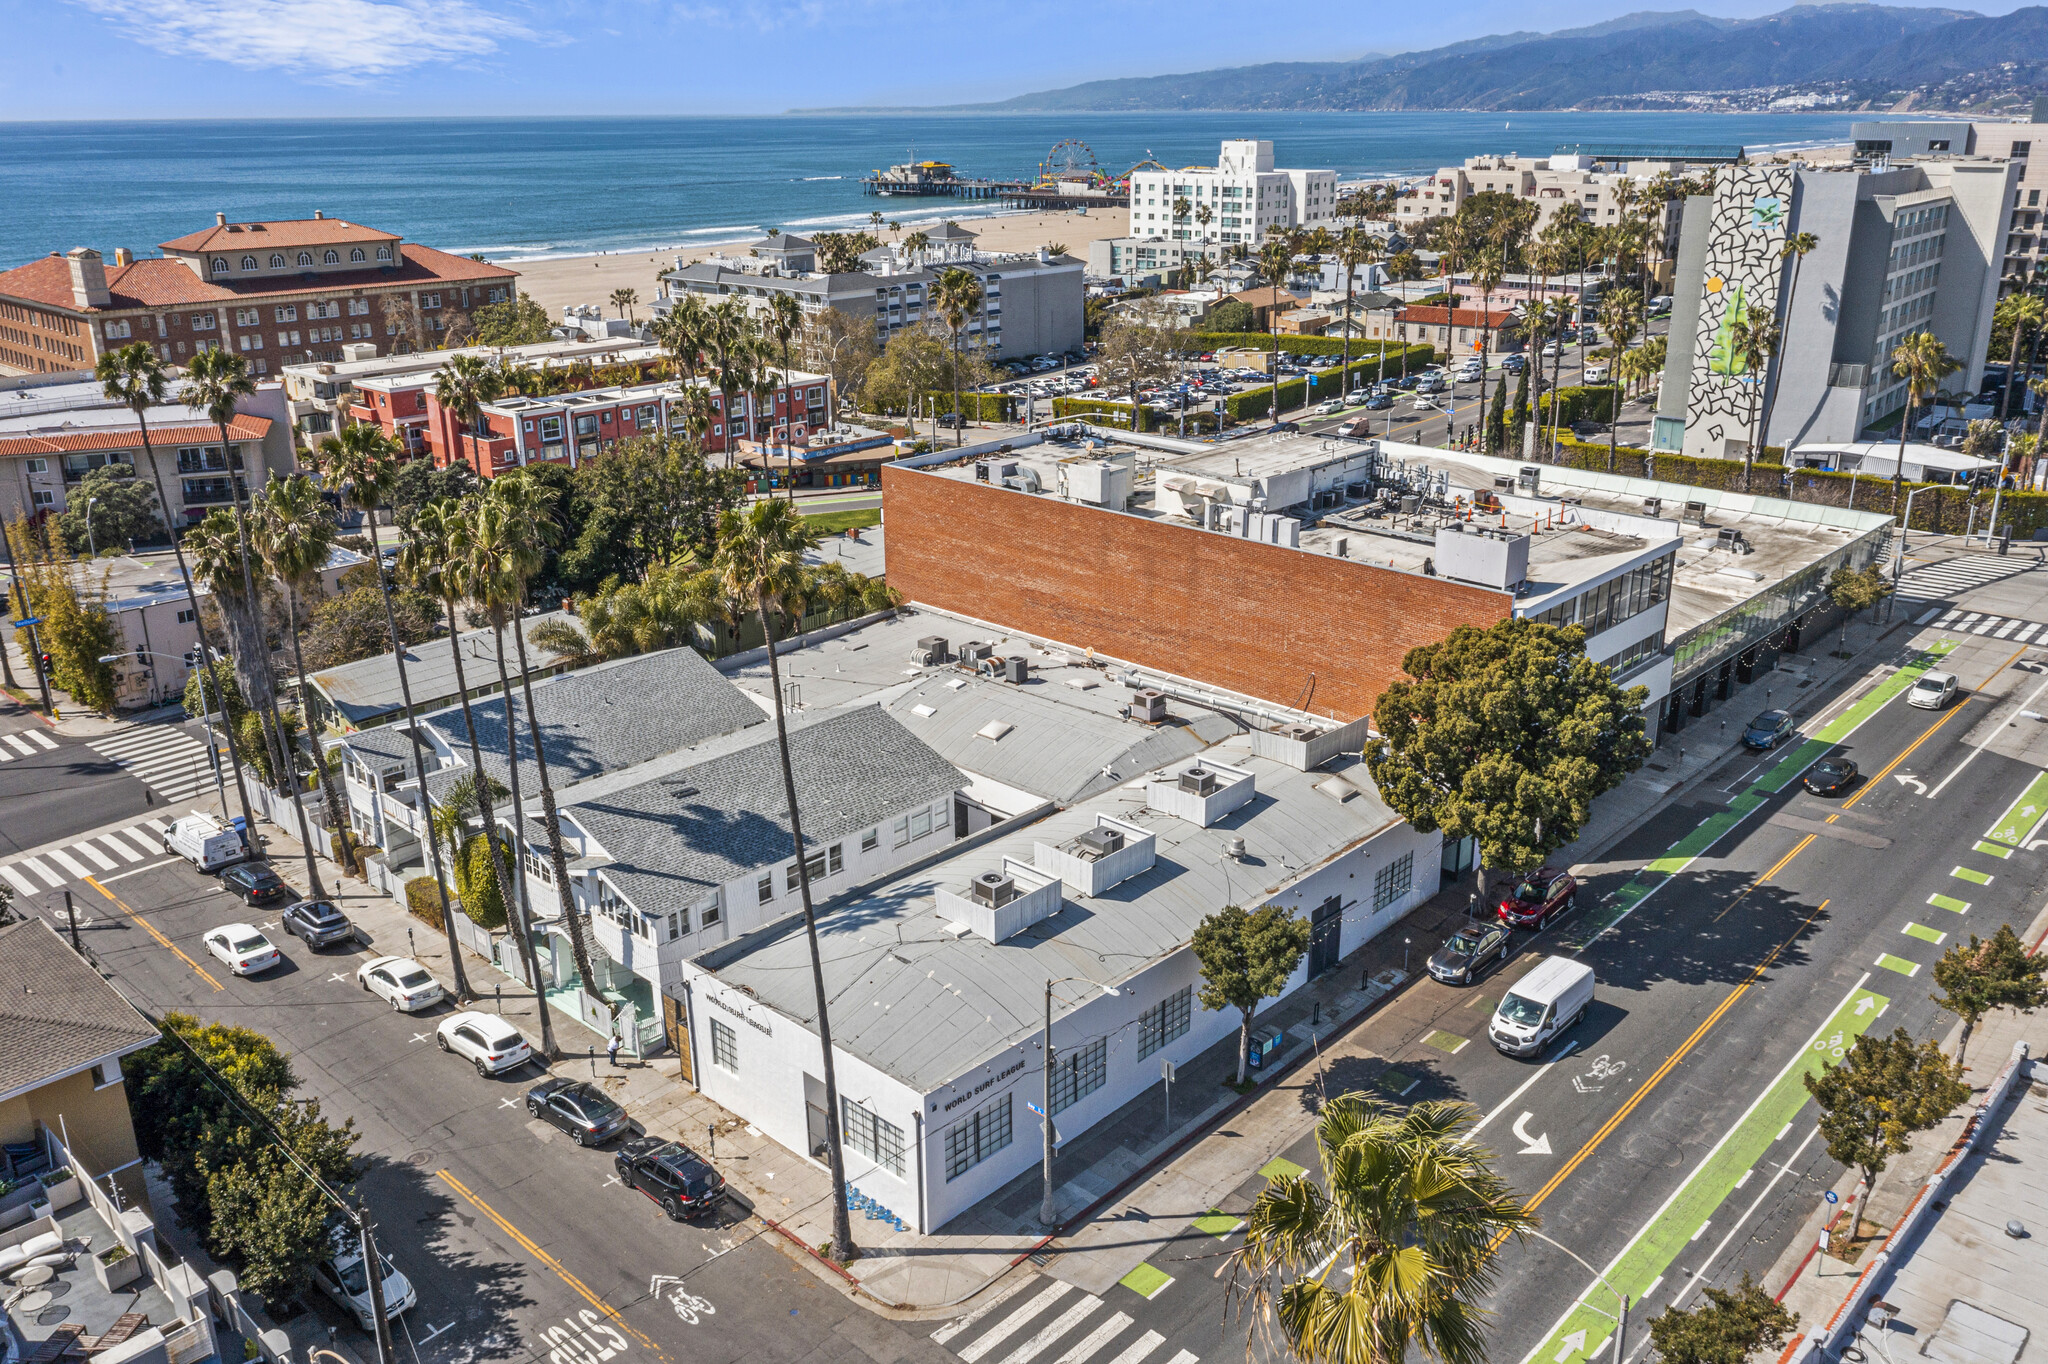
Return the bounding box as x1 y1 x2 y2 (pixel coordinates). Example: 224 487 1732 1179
1270 420 1301 432
1496 868 1577 930
526 1077 631 1146
282 899 359 949
1415 376 1448 394
1489 956 1595 1058
1583 363 1610 384
1908 671 1959 709
935 412 966 429
357 955 445 1012
1311 399 1344 416
164 813 246 872
1802 756 1860 796
219 862 290 906
1363 394 1393 410
203 923 282 976
312 1225 415 1332
1741 709 1796 750
436 1011 532 1075
1427 922 1512 985
614 1137 728 1221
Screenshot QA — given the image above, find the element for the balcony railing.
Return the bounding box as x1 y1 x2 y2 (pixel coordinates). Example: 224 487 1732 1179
382 792 425 834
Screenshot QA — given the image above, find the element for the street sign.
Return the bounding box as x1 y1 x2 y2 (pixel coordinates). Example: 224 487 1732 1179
1160 1059 1175 1083
11 617 40 628
1825 1190 1839 1204
1026 1101 1044 1117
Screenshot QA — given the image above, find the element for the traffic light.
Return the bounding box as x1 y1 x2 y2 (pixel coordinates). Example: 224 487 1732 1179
38 653 52 674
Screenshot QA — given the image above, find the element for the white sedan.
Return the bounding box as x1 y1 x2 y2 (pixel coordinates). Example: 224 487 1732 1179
357 955 445 1012
436 1011 533 1075
204 924 282 976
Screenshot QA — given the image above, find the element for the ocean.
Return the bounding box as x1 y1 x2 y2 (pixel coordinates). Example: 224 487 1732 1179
0 111 1868 269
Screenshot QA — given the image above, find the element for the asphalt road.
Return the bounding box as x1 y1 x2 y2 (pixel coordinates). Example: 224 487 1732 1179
0 694 156 855
3 843 942 1364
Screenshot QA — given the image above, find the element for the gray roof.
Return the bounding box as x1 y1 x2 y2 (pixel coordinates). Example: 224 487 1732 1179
310 611 577 727
564 705 963 918
0 919 160 1102
424 645 765 800
700 736 1401 1092
337 724 419 768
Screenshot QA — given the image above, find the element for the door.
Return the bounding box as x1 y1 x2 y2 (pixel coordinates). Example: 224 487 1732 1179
1308 896 1342 978
804 1074 829 1160
665 994 692 1085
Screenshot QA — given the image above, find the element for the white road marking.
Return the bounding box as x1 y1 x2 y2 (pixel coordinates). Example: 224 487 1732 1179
961 1282 1074 1362
410 1032 430 1043
1928 671 2048 800
21 857 64 888
6 735 35 755
95 834 142 864
1049 1312 1134 1364
1462 1042 1578 1145
933 1277 1035 1345
26 730 55 750
500 1096 520 1109
46 849 91 880
997 1293 1102 1364
329 972 349 982
97 857 178 884
72 842 116 871
1669 1125 1823 1313
1 866 37 897
1103 1333 1164 1364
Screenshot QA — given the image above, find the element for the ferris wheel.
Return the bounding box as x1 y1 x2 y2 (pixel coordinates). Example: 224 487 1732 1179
1037 139 1103 186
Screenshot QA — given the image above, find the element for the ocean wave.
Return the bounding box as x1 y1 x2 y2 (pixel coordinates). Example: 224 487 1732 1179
800 175 843 181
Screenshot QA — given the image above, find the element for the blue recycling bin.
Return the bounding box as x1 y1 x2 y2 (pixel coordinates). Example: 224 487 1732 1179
1248 1025 1287 1069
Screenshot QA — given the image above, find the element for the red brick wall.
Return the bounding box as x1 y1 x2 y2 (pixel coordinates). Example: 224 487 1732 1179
882 467 1513 722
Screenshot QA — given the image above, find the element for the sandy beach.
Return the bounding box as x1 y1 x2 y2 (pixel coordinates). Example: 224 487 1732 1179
500 207 1113 319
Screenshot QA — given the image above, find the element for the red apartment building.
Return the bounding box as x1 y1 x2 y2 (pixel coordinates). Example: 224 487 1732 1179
1356 304 1521 362
0 214 519 377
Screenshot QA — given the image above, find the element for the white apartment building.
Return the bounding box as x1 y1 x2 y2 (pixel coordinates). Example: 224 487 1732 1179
1126 140 1338 248
1396 154 1685 274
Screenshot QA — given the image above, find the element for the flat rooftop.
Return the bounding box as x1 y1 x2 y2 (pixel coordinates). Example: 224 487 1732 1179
298 339 662 388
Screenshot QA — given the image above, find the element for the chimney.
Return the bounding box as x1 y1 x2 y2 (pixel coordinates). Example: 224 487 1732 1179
215 211 227 227
113 247 133 267
65 248 110 308
314 210 325 220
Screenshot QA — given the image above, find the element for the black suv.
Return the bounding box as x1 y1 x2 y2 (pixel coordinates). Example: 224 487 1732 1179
282 900 359 948
526 1078 630 1146
614 1137 726 1221
220 863 290 906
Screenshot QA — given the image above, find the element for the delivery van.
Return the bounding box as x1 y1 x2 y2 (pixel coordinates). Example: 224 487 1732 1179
164 813 247 872
1489 956 1594 1057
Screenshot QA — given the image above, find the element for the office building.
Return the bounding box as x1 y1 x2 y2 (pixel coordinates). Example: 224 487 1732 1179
1851 121 2045 284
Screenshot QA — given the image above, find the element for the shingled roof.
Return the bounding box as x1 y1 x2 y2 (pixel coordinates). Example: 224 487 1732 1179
0 919 159 1103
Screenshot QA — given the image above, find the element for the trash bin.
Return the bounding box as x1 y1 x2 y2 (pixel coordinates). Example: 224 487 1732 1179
1247 1025 1287 1070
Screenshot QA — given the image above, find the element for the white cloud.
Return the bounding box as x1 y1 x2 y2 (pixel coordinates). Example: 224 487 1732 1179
70 0 547 80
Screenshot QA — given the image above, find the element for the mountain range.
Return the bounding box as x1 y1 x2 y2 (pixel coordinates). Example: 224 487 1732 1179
811 4 2048 112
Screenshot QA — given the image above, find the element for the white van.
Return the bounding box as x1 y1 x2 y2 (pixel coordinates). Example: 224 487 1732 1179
1489 956 1594 1057
164 814 246 872
1583 363 1610 384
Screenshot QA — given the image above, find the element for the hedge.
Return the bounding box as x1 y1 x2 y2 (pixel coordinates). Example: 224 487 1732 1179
928 391 1015 421
1536 385 1622 426
1227 349 1434 421
404 876 445 926
1191 334 1429 360
1050 397 1220 433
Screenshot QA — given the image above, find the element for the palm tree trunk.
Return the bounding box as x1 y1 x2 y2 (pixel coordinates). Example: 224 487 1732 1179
1340 271 1354 402
367 513 471 1001
1897 394 1917 502
1269 279 1281 423
136 413 259 843
443 596 556 1058
504 623 602 1017
1551 313 1567 462
284 578 359 879
488 624 569 1055
1956 1013 1976 1071
757 597 855 1263
952 329 964 449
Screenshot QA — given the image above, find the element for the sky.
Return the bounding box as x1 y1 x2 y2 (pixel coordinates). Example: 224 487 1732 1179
0 0 2030 121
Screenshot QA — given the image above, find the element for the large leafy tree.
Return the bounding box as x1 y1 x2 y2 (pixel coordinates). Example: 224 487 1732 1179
57 463 163 557
1233 1093 1534 1364
1931 924 2048 1069
1368 619 1651 898
1192 903 1311 1085
299 568 440 671
1804 1026 1969 1196
6 519 121 714
1647 1274 1797 1364
470 295 553 346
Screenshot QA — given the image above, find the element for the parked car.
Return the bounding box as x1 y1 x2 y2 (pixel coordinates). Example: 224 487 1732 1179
614 1137 728 1221
164 813 246 872
282 900 359 949
526 1077 631 1146
1427 922 1512 985
1742 709 1796 750
357 955 445 1012
1802 756 1859 796
1270 420 1302 432
312 1225 415 1332
1496 868 1578 930
1489 957 1595 1058
935 412 966 429
436 1011 532 1075
1312 399 1344 416
219 862 290 906
203 923 282 976
1908 671 1959 710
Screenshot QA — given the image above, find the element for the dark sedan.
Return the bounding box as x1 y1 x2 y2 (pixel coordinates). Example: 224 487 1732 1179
615 1137 727 1221
282 900 359 948
1743 709 1796 750
1803 756 1859 796
1364 394 1393 410
220 862 290 906
526 1077 630 1146
1427 922 1512 985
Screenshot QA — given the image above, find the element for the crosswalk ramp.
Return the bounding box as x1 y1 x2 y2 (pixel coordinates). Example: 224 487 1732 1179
85 724 221 803
1894 553 2035 604
0 728 59 759
933 1278 1198 1364
1918 607 2048 643
0 820 171 899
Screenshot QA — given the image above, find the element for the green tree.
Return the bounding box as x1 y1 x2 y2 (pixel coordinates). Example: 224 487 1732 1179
183 657 246 726
1485 378 1508 456
1646 1274 1797 1364
1385 250 1424 283
299 570 441 672
1888 333 1964 495
1730 313 1781 491
57 464 163 557
1826 565 1891 653
929 268 986 446
390 459 479 530
470 295 553 346
609 287 639 323
1804 1026 1969 1195
861 330 953 420
455 831 509 929
1931 924 2048 1069
802 306 879 410
1208 299 1256 333
558 434 748 591
1192 903 1311 1085
1096 303 1179 430
1233 1093 1535 1364
1994 293 2045 420
434 354 506 479
1368 619 1651 900
11 528 122 714
1510 361 1531 453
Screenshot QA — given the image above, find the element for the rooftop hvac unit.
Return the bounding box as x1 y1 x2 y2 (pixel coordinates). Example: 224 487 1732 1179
1074 827 1125 859
1518 465 1542 492
1273 722 1323 741
1494 476 1518 492
1683 500 1708 525
1003 655 1029 684
912 635 949 665
1132 689 1167 722
1180 766 1220 796
969 872 1017 908
959 640 994 663
1715 527 1752 554
1400 494 1421 515
1643 497 1663 517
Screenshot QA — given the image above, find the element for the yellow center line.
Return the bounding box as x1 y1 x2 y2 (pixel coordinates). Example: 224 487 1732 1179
435 1168 666 1359
1712 839 1817 923
87 876 222 992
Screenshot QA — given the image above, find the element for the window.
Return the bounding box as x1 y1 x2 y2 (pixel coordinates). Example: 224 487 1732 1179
1138 986 1193 1058
786 861 802 892
2014 142 2033 159
91 1058 122 1088
666 912 681 940
298 252 314 266
240 255 257 270
323 250 340 264
862 828 879 853
757 872 774 903
276 305 298 322
31 490 54 508
210 257 228 275
24 457 47 474
104 320 132 339
191 312 216 330
235 308 258 327
829 843 843 876
1050 1038 1107 1113
350 247 367 262
841 1097 905 1176
1373 851 1415 911
709 1019 738 1072
701 896 721 927
349 298 370 316
945 1093 1012 1180
377 245 393 261
421 293 441 309
177 607 197 623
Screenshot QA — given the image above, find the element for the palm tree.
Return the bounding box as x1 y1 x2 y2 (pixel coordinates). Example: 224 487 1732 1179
184 348 328 893
95 342 260 841
747 357 783 488
435 354 505 478
1332 227 1382 400
405 498 554 1052
1729 313 1779 492
705 299 754 468
1995 293 2046 420
2032 376 2048 486
314 423 472 1000
654 291 710 391
929 268 985 448
1233 1092 1535 1364
1470 245 1507 436
1258 234 1298 425
712 499 856 1263
1195 203 1214 242
252 473 357 883
1889 332 1964 497
1172 196 1192 238
609 288 639 324
867 210 884 235
902 230 930 268
766 294 806 496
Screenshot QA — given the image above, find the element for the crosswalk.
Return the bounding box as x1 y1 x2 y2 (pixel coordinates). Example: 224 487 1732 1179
1918 607 2048 643
933 1278 1199 1364
0 819 170 899
86 724 221 803
1894 553 2034 604
0 728 59 759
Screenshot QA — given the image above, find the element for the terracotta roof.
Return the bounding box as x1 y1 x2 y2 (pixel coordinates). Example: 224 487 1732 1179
0 414 271 457
0 245 517 314
1396 304 1518 327
160 217 402 252
0 918 160 1103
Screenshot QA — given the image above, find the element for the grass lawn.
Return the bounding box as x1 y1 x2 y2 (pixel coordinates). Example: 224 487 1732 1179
803 507 881 534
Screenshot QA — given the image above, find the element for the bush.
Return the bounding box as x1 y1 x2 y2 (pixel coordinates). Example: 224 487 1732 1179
1226 350 1428 421
404 876 446 926
924 391 1013 421
1536 385 1622 426
455 833 508 930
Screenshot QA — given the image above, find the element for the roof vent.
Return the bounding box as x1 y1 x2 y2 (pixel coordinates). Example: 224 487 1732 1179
969 872 1017 908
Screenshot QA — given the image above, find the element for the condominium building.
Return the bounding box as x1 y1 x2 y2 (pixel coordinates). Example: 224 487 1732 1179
1850 121 2046 285
0 214 518 377
1126 140 1338 247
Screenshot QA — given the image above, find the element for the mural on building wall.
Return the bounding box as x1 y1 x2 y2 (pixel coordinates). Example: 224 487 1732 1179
1682 165 1793 461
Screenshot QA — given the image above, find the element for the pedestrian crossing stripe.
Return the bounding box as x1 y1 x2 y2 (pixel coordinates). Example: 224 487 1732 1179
1895 555 2035 603
85 724 220 803
0 824 173 899
1919 609 2048 642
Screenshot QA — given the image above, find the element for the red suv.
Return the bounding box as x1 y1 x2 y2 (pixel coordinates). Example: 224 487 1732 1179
1497 868 1577 930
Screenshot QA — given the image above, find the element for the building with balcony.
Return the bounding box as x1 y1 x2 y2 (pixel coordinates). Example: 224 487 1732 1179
305 609 580 734
1126 140 1339 248
1850 120 2045 288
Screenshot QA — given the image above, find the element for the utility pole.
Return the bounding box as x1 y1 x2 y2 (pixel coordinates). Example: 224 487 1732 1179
359 1204 396 1364
64 890 80 954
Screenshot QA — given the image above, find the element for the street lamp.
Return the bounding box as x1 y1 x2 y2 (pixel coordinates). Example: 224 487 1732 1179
1524 1228 1631 1364
1888 484 1933 621
1040 975 1120 1227
84 496 100 558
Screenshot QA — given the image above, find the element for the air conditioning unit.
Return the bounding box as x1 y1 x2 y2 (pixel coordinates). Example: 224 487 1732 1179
1518 465 1542 492
959 640 994 664
1180 766 1220 796
1642 497 1663 517
912 634 949 666
1273 722 1323 741
969 871 1017 908
1075 827 1124 859
1003 655 1028 684
1131 689 1167 722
